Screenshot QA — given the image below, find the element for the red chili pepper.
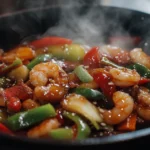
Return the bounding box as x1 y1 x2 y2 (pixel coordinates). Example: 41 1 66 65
138 77 150 85
93 70 116 99
5 82 33 101
7 97 21 113
0 123 13 135
83 47 101 68
29 36 72 49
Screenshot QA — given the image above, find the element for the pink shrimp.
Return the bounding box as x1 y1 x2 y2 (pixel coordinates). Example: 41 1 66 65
102 91 134 125
109 68 140 87
130 48 150 69
29 62 68 103
137 87 150 120
27 118 60 138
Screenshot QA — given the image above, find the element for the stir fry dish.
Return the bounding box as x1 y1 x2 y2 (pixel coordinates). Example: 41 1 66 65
0 36 150 140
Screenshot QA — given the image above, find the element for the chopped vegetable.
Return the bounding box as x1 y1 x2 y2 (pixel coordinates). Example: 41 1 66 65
0 58 22 75
61 93 102 130
27 54 52 70
5 82 33 101
49 128 73 140
93 69 116 100
101 57 123 69
6 104 56 131
63 111 91 140
73 87 105 101
0 123 13 135
2 47 35 63
29 36 72 49
138 77 150 85
74 65 93 83
83 47 101 68
48 44 85 62
7 97 21 113
128 63 150 78
8 65 29 81
116 113 137 131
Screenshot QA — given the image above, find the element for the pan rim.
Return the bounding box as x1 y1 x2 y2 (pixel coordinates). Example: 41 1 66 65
1 127 150 146
0 4 149 19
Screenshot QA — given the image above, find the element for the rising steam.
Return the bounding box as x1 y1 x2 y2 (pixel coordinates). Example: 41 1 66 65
43 0 132 48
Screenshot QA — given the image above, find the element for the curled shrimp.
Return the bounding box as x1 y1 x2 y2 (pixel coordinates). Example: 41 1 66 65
109 68 140 87
29 62 68 103
100 45 131 65
27 118 60 138
137 87 150 120
130 48 150 69
102 91 134 125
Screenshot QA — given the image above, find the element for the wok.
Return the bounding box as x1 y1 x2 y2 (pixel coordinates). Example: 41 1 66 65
0 4 150 149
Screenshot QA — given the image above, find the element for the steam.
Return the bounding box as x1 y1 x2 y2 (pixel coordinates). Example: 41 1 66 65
0 0 142 50
44 1 105 46
43 0 132 48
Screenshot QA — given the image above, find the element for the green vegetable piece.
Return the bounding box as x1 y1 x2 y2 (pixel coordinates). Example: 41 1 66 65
64 44 85 62
63 111 91 140
101 57 123 69
48 44 85 62
49 128 73 140
127 63 150 78
74 65 93 83
27 54 52 70
73 88 105 101
6 104 56 131
2 58 22 73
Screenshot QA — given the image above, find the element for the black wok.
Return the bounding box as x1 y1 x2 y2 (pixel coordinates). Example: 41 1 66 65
0 4 150 149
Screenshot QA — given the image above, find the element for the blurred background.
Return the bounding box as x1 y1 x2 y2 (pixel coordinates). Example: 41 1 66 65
0 0 150 15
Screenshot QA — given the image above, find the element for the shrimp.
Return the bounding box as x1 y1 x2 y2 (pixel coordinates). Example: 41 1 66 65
100 45 131 65
102 91 134 125
27 118 60 138
29 62 68 103
109 68 140 87
130 48 150 69
137 87 150 120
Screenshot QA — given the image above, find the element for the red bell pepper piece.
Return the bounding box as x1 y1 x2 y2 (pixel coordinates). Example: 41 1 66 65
7 97 21 113
29 36 72 49
93 70 116 99
0 123 13 135
116 113 137 131
5 82 33 101
83 47 101 68
138 77 150 85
